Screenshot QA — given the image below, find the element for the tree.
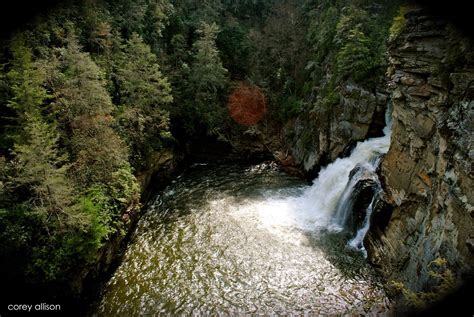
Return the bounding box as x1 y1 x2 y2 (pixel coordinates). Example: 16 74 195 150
45 33 130 190
106 0 173 44
187 22 229 134
114 33 173 169
216 18 252 78
244 0 310 122
5 37 50 142
142 0 174 50
10 116 86 228
335 28 373 82
2 38 83 228
254 0 309 93
0 32 106 285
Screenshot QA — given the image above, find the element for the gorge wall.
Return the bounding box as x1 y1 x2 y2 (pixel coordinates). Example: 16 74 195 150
366 7 474 293
282 83 387 174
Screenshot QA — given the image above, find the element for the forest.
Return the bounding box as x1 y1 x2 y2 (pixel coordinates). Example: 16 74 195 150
1 0 473 315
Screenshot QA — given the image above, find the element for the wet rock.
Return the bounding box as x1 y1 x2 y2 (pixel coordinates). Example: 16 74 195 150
341 164 380 233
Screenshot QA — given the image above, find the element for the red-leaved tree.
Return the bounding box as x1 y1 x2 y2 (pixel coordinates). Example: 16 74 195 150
228 84 266 126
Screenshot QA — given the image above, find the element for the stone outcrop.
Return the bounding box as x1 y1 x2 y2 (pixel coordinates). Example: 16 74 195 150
366 7 474 292
344 164 380 233
284 82 387 175
137 149 182 201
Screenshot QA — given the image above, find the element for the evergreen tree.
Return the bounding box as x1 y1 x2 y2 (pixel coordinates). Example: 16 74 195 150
188 22 229 134
1 37 83 228
107 0 173 44
115 33 173 169
5 37 49 142
10 116 86 228
50 33 129 187
334 5 375 82
142 0 174 51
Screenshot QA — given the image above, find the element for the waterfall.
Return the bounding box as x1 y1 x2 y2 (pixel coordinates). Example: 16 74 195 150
298 107 392 249
300 126 391 228
348 181 381 256
237 108 393 253
332 162 376 228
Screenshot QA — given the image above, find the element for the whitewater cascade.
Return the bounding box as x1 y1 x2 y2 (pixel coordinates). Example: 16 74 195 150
253 110 392 252
304 109 392 246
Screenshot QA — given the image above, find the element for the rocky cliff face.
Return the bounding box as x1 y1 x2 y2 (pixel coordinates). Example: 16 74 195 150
366 8 474 292
282 79 387 176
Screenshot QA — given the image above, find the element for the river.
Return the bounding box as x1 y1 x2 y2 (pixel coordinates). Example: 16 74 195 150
92 145 391 315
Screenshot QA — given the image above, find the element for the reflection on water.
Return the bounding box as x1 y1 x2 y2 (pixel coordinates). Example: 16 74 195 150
93 162 389 315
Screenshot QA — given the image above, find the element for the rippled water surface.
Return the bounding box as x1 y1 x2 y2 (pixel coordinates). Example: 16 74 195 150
93 162 389 315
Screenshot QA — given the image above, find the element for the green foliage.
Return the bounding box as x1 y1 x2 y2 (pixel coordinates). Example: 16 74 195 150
2 39 84 230
47 33 130 187
304 0 401 101
389 5 408 42
186 22 229 135
106 0 173 44
0 114 109 286
221 0 274 21
391 257 457 310
335 28 374 82
279 95 304 120
109 167 140 225
0 5 145 290
84 163 140 219
10 117 88 228
248 0 309 106
0 208 34 255
80 195 109 244
331 5 382 83
307 6 339 65
114 33 173 169
320 82 340 110
190 22 228 94
142 0 174 50
299 129 314 151
216 19 252 77
5 37 50 140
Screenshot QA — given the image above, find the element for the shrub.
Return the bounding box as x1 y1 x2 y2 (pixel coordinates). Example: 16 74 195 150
391 257 456 310
389 5 409 42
